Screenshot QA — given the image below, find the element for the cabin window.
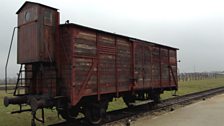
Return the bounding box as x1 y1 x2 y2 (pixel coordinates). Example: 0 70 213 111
25 11 31 22
19 7 38 25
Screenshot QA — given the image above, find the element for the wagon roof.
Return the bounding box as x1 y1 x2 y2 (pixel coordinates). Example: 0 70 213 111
16 1 58 14
60 23 179 50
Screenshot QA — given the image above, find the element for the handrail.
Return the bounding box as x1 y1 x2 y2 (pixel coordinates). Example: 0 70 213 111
5 27 17 93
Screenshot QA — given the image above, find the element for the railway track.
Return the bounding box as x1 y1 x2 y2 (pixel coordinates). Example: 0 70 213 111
49 87 224 126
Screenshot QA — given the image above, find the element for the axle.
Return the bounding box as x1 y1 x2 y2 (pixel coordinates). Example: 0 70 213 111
4 96 28 107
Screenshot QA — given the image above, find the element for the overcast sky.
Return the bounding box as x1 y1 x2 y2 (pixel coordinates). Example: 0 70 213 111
1 0 224 77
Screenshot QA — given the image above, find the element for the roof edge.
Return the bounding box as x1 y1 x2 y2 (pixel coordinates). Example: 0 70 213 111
60 23 179 50
16 1 58 14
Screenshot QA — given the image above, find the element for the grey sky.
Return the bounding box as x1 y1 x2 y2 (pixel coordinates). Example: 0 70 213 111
1 0 224 77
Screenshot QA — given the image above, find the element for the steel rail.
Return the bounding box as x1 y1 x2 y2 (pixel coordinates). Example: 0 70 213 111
48 86 224 126
103 86 224 126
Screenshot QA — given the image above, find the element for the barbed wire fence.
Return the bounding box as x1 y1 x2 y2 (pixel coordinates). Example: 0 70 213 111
178 72 223 82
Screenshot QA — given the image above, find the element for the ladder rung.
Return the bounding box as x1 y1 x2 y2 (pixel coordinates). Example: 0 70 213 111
18 83 31 85
17 86 30 89
20 70 32 72
14 94 29 96
19 78 32 80
13 64 33 96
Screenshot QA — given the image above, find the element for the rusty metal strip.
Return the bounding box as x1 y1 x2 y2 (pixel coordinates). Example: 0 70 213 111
142 45 144 89
159 48 162 87
115 37 119 97
168 50 171 86
78 60 97 96
96 32 100 100
148 46 153 89
168 65 177 86
131 41 135 93
18 20 38 28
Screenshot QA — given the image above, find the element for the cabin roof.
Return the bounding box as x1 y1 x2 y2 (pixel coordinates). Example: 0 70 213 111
60 23 179 50
16 1 58 14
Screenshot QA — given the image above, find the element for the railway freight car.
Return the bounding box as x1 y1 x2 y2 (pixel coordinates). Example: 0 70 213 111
4 2 178 126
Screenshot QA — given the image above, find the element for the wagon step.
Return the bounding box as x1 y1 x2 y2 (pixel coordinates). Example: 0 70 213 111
11 109 32 114
16 86 30 89
129 100 154 106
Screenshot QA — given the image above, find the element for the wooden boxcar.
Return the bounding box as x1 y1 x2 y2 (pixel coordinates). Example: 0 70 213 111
58 24 178 106
4 2 178 125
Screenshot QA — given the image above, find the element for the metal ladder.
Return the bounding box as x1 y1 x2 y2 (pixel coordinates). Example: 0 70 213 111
14 64 32 96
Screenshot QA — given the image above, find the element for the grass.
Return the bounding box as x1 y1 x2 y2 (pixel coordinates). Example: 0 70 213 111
1 76 224 125
161 76 224 99
108 76 224 110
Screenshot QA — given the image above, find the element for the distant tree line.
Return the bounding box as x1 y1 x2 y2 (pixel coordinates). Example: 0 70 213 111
178 72 223 82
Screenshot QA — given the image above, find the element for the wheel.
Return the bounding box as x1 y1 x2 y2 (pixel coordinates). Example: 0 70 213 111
58 107 79 121
84 100 108 125
85 105 103 124
123 95 135 107
148 91 161 103
153 94 160 103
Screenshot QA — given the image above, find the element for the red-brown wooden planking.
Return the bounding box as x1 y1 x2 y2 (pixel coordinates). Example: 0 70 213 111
17 2 58 63
58 24 177 106
16 2 177 107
